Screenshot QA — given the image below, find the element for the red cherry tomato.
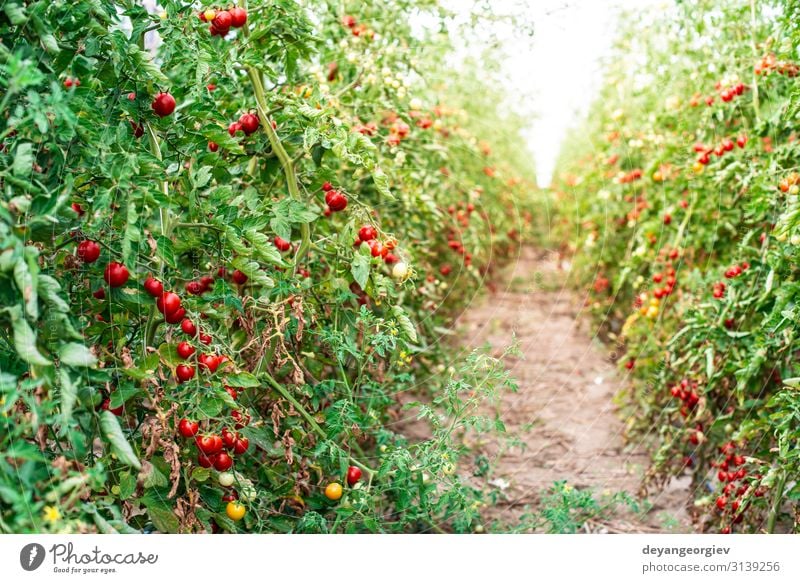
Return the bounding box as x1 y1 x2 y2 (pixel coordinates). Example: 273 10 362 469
178 418 199 437
151 92 176 117
177 341 195 359
143 276 164 297
77 240 101 263
346 465 362 486
103 262 130 288
176 364 194 383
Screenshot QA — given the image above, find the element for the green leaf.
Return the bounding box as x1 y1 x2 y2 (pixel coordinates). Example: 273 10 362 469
59 343 97 368
5 306 50 366
3 3 27 25
351 252 370 289
58 368 78 429
100 411 141 470
145 503 179 533
392 306 418 342
13 248 39 319
119 472 137 500
155 235 176 268
38 275 70 312
12 143 33 177
225 372 260 387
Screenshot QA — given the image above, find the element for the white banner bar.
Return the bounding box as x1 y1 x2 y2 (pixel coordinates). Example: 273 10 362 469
1 534 798 582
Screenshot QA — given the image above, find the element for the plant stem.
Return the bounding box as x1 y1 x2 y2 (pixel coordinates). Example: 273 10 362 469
262 371 376 474
242 21 311 274
766 469 786 533
749 0 761 124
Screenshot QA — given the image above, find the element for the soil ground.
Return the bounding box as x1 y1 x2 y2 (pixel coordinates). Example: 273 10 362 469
402 247 693 533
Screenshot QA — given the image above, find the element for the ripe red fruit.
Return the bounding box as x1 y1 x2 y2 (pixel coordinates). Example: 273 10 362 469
207 83 216 91
736 135 747 148
228 122 242 137
178 418 200 438
103 262 130 288
181 318 197 336
157 292 182 316
129 120 144 138
322 182 333 191
199 275 215 291
185 280 203 295
151 92 176 117
213 10 232 30
716 496 728 510
222 428 238 449
198 353 223 373
196 434 224 455
143 276 164 297
199 333 212 345
198 453 217 468
214 452 234 471
367 240 384 258
71 202 85 216
229 7 247 27
64 78 73 88
224 386 238 400
93 288 106 300
177 341 195 359
325 190 348 212
77 240 101 263
274 236 291 252
232 269 248 284
165 307 186 324
233 437 249 454
663 214 672 225
101 398 124 416
346 465 362 486
239 113 259 135
359 225 378 241
176 364 195 383
208 141 219 152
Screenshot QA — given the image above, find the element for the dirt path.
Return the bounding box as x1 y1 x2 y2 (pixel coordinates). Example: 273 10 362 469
408 247 693 532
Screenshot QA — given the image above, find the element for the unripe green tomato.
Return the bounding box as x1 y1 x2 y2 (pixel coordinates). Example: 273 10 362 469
392 262 409 280
218 472 235 487
239 484 257 502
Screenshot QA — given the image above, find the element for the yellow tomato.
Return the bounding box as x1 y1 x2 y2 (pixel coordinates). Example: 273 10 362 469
226 501 246 521
325 482 343 501
203 9 216 21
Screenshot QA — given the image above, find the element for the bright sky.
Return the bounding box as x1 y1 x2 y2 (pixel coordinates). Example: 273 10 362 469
445 0 662 187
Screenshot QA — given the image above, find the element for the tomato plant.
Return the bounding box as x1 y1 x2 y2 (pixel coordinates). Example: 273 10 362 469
555 0 800 533
0 0 533 533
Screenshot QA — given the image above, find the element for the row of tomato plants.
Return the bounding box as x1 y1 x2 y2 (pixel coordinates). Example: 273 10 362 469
554 0 800 533
0 0 534 533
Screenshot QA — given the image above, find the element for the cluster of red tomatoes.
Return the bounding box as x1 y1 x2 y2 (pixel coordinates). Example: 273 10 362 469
228 111 260 138
63 76 81 88
723 261 749 279
690 80 746 107
713 442 766 533
616 168 643 184
669 378 700 418
198 6 248 38
341 14 374 39
777 172 800 194
177 420 250 472
754 53 799 77
353 224 400 265
651 265 677 299
692 134 746 165
709 261 749 300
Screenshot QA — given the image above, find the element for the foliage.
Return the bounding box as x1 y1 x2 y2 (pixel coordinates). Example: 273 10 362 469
554 0 800 533
0 0 536 533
